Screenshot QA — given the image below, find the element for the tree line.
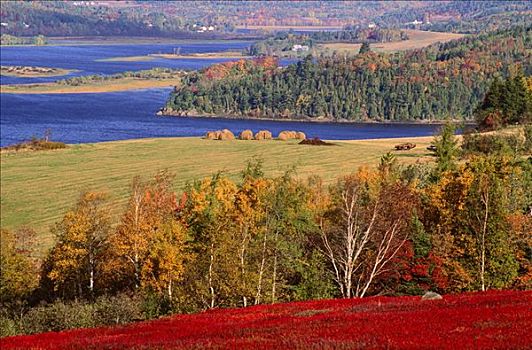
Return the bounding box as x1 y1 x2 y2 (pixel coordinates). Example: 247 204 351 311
56 68 185 87
165 26 531 122
2 124 531 336
0 34 46 46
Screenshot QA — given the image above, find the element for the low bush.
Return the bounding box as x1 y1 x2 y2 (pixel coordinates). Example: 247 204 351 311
461 132 525 156
1 294 143 336
1 138 67 152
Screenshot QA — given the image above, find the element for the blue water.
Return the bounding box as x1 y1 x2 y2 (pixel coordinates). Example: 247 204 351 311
0 42 254 84
1 43 442 147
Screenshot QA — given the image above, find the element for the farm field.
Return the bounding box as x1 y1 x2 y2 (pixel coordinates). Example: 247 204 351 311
0 136 433 252
0 78 182 94
321 29 466 53
1 290 530 349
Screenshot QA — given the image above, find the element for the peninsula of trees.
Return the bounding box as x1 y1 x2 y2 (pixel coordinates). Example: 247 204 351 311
163 26 531 122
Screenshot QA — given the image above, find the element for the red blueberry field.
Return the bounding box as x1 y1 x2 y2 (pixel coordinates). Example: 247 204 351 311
2 290 530 349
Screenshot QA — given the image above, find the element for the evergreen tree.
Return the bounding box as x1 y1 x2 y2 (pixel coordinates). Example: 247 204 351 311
359 41 371 54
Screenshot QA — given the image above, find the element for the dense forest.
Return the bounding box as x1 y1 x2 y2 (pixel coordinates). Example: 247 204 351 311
164 26 532 122
1 124 531 336
375 1 532 33
0 1 234 38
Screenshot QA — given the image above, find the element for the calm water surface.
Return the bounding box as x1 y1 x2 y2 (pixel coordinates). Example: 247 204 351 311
1 43 442 146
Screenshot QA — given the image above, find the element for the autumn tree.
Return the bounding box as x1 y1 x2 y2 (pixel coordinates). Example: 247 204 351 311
44 192 110 299
257 171 316 304
180 174 240 309
105 171 187 302
319 164 418 298
464 156 520 290
0 228 39 304
425 155 524 291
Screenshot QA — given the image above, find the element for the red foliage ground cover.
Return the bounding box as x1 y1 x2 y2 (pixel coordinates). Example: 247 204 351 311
2 290 530 349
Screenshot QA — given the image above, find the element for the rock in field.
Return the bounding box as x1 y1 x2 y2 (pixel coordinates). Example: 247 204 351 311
422 291 443 300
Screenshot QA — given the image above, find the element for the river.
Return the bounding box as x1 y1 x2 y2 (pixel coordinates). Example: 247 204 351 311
1 41 442 146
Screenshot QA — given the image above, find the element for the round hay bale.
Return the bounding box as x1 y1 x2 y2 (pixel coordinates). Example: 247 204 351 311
278 130 298 140
239 129 254 140
295 131 306 140
255 130 272 140
218 129 235 140
278 131 290 141
204 131 220 140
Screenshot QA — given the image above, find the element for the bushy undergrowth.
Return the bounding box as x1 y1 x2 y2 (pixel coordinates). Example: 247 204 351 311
0 294 143 337
461 130 530 156
1 138 66 152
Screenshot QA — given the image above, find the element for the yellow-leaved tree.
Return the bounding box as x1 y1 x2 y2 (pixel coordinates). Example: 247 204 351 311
104 171 187 301
44 192 110 299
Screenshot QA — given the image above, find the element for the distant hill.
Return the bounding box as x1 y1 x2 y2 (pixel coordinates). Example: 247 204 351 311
1 1 531 38
1 290 530 349
164 26 531 122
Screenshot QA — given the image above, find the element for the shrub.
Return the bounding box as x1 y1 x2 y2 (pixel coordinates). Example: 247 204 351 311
7 294 143 335
93 294 143 326
461 132 525 156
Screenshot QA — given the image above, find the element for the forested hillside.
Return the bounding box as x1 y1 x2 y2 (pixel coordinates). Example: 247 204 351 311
164 26 531 122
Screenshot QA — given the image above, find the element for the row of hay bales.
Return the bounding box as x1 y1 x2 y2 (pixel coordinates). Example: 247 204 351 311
204 129 306 141
204 129 236 140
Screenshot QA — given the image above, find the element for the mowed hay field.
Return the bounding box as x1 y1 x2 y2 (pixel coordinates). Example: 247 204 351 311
1 136 433 253
321 30 466 54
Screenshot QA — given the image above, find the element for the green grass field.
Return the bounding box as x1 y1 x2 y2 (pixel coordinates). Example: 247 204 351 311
1 136 433 252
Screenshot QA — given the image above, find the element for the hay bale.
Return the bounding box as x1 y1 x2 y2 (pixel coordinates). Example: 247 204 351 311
295 131 306 140
278 130 297 140
255 130 272 140
218 129 235 140
239 129 254 140
204 131 220 140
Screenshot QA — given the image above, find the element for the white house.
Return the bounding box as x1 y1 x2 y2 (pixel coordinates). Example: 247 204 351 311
292 44 309 52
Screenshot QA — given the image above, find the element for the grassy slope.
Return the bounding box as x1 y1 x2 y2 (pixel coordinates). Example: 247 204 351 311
0 78 182 94
321 29 465 53
0 136 433 252
1 290 530 349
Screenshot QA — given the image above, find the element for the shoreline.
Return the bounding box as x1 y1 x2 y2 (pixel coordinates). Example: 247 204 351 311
2 134 437 150
158 110 474 126
1 37 256 47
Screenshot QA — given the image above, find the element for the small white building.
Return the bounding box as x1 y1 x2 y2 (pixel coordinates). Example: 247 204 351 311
405 20 423 26
292 44 309 52
368 23 376 29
